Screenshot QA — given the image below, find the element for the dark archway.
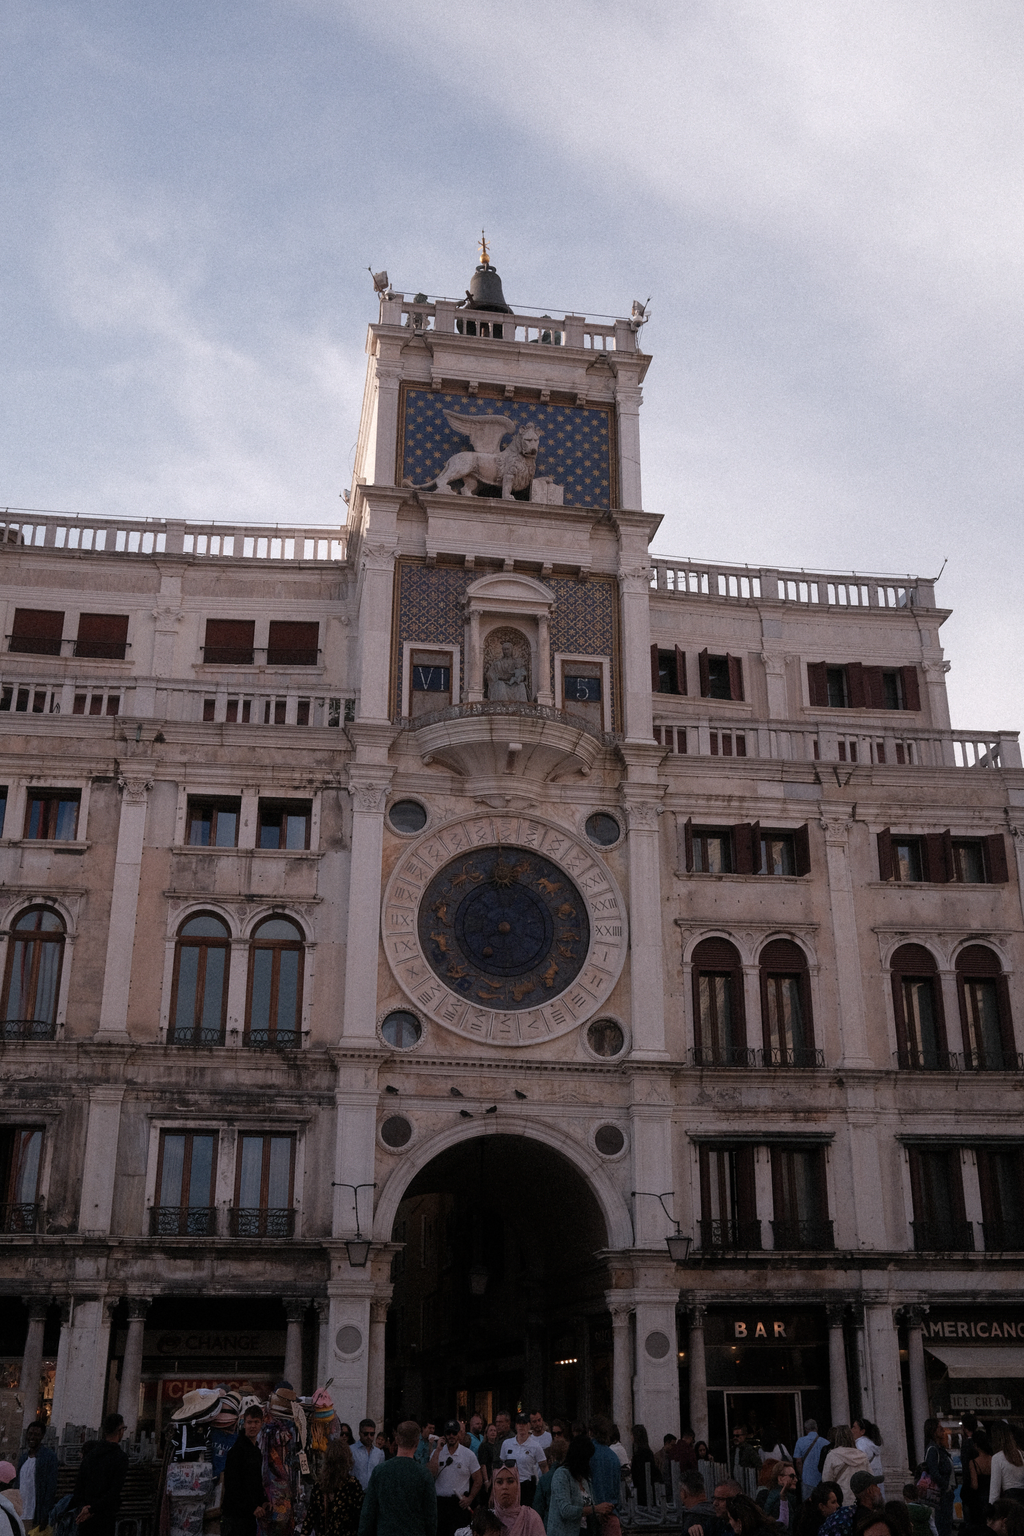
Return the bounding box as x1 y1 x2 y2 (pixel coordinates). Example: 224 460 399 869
385 1134 612 1426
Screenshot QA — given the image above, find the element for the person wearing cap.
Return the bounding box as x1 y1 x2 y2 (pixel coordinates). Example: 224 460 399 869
429 1422 481 1536
818 1471 883 1536
69 1415 128 1536
222 1407 269 1536
497 1416 547 1508
16 1423 58 1534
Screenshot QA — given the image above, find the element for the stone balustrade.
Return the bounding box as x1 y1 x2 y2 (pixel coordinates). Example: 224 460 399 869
386 293 630 352
0 511 346 562
651 555 936 609
653 718 1021 768
0 673 353 729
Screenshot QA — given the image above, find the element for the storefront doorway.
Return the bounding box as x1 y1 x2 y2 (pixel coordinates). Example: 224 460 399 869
385 1134 612 1425
723 1389 804 1455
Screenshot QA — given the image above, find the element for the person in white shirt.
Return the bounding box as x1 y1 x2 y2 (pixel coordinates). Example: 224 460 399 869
351 1418 384 1490
430 1421 482 1536
498 1415 548 1506
528 1412 552 1452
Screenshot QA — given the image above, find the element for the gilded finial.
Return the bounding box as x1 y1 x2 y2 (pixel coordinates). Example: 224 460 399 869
479 229 490 266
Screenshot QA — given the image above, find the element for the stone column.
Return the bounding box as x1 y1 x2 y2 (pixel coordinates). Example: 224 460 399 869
283 1299 305 1393
826 1304 850 1426
848 1303 868 1423
325 1289 374 1434
536 613 552 707
354 538 398 724
97 776 151 1036
820 814 872 1067
903 1306 929 1468
341 772 393 1040
20 1298 50 1429
614 381 644 509
366 1298 390 1425
688 1305 709 1442
633 1294 681 1440
761 653 789 719
623 797 668 1058
50 1296 113 1434
863 1301 909 1485
617 562 655 744
117 1297 150 1433
607 1300 633 1444
314 1299 330 1389
370 365 403 487
77 1087 126 1235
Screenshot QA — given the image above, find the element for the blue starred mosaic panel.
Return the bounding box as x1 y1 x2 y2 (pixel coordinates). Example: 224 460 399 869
400 390 615 508
394 561 619 728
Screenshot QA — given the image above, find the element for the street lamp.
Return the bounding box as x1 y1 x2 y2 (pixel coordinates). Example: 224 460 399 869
632 1191 692 1263
331 1181 377 1267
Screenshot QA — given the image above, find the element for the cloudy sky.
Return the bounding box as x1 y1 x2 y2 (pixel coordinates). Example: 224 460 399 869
2 1 1022 731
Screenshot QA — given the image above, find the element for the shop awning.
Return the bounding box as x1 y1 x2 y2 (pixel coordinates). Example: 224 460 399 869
925 1344 1024 1378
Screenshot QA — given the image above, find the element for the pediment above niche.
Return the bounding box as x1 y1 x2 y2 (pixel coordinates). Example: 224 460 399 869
463 571 555 612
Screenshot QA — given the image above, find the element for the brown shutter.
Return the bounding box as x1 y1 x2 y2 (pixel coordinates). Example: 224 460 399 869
650 643 660 691
891 970 910 1063
11 608 64 656
698 1147 711 1224
204 619 255 664
997 974 1016 1061
847 662 866 708
727 653 744 701
76 613 129 659
877 828 894 881
985 833 1010 883
862 666 885 708
907 1148 927 1224
794 823 811 876
807 662 829 708
698 648 711 697
683 816 694 872
736 1146 757 1227
901 666 921 711
734 823 759 874
675 646 688 695
924 833 950 883
267 621 319 666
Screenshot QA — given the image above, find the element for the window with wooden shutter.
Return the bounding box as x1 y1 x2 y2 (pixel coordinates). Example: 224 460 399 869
10 609 64 657
727 653 744 701
699 1145 760 1250
890 944 949 1070
650 643 660 691
75 613 129 660
846 661 866 709
691 937 746 1064
675 646 688 695
807 662 829 708
793 823 811 876
923 832 951 883
901 666 921 711
984 833 1010 883
862 666 885 708
908 1147 971 1250
203 619 255 665
682 816 694 873
877 828 894 881
976 1147 1024 1251
734 822 761 874
267 620 319 666
698 648 710 697
770 1147 831 1249
759 938 816 1065
956 945 1016 1071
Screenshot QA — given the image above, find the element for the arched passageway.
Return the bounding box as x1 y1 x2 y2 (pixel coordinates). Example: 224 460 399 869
385 1134 613 1425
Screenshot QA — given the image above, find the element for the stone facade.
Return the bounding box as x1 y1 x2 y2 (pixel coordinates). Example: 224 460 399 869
1 268 1022 1477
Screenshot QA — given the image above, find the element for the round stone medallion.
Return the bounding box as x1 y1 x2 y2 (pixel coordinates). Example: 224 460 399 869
382 813 627 1045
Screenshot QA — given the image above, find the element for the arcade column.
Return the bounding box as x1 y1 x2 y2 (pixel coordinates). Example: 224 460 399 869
687 1305 709 1443
283 1299 306 1394
826 1303 850 1426
20 1297 50 1429
902 1305 929 1468
117 1297 151 1434
50 1295 114 1434
607 1299 633 1443
632 1294 681 1441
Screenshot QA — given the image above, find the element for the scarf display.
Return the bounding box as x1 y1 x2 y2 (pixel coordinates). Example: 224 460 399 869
258 1418 298 1536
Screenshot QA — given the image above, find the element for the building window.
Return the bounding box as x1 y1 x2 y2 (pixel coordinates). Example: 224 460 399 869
0 908 65 1040
890 944 951 1070
245 916 304 1048
699 1145 760 1250
691 937 747 1065
74 614 129 660
976 1147 1024 1251
186 797 240 847
808 662 921 710
0 1126 43 1232
267 621 319 666
257 800 312 851
908 1147 973 1250
770 1146 833 1249
650 645 686 695
169 914 230 1046
686 826 733 874
152 1130 217 1236
951 835 1010 884
203 619 255 665
698 650 743 701
956 945 1016 1071
9 609 63 656
24 790 80 841
759 939 818 1066
232 1133 295 1236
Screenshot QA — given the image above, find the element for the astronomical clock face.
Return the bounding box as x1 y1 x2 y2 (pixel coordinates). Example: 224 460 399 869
382 813 627 1046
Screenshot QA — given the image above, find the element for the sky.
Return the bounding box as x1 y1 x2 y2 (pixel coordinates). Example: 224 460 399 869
1 1 1022 732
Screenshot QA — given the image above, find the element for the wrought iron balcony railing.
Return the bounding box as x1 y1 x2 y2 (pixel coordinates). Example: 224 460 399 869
911 1219 975 1252
0 1018 58 1041
688 1045 757 1069
243 1030 300 1050
759 1047 826 1069
228 1207 295 1238
770 1219 836 1251
167 1028 225 1048
1 1202 41 1233
149 1206 216 1237
893 1049 961 1072
699 1218 763 1252
962 1049 1024 1073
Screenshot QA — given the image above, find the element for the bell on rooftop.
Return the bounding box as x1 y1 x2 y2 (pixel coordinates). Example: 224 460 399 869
464 231 511 313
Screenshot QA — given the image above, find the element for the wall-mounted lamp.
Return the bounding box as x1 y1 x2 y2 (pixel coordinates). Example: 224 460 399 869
331 1181 377 1268
632 1190 692 1263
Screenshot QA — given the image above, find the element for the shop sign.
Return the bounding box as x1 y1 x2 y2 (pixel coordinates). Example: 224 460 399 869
734 1321 788 1340
950 1393 1012 1412
925 1315 1024 1342
146 1330 285 1357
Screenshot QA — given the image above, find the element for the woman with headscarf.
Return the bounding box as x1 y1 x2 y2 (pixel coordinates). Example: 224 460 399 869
545 1436 614 1536
489 1463 545 1536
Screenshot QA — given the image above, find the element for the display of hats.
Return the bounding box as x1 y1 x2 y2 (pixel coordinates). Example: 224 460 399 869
311 1388 334 1410
171 1388 224 1423
236 1394 264 1418
212 1391 242 1429
269 1385 297 1419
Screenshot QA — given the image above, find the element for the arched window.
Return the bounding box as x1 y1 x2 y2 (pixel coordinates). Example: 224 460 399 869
891 944 949 1070
169 913 230 1046
1 908 65 1040
691 937 747 1066
245 916 304 1048
956 945 1016 1071
759 939 817 1066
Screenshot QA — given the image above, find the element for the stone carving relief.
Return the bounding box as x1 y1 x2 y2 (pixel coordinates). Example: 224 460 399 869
484 628 531 702
405 412 542 499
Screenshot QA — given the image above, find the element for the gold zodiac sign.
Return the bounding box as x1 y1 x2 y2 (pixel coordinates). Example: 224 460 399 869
542 960 559 988
446 961 468 979
477 984 504 1001
557 942 576 959
557 903 576 919
536 877 562 896
511 978 535 1001
430 932 450 953
558 930 581 942
433 900 451 924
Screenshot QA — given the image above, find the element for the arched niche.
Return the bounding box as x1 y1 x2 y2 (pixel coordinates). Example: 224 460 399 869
463 572 555 706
